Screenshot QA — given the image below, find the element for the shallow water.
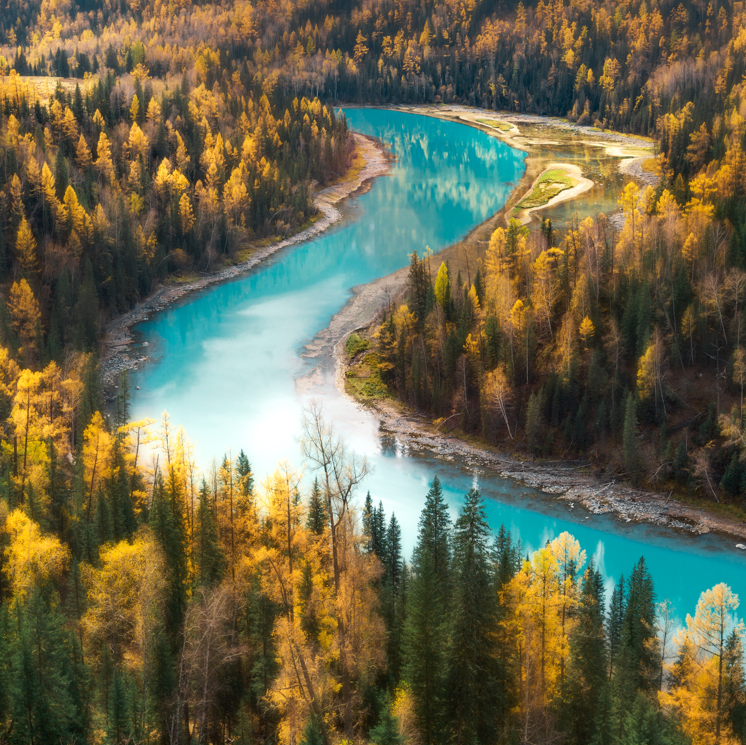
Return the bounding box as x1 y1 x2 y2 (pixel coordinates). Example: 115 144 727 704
130 108 746 620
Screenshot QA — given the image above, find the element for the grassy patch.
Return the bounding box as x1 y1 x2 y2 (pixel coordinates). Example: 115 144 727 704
345 352 392 401
641 157 659 174
517 168 577 209
164 273 200 285
345 332 370 357
476 117 513 131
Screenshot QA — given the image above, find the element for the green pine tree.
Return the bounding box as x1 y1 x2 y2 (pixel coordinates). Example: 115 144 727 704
563 562 608 745
369 694 405 745
194 479 225 588
307 478 326 535
446 488 502 745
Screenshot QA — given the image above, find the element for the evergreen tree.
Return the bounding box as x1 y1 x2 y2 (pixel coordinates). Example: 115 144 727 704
607 575 625 680
307 478 326 535
236 449 254 496
623 394 642 483
11 591 80 745
149 471 188 642
446 488 502 745
616 558 657 706
194 479 225 588
107 667 132 745
369 695 405 745
402 479 453 745
384 513 405 680
563 563 607 745
300 713 325 745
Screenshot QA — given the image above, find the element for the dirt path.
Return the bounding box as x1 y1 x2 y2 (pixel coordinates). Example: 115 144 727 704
99 133 391 398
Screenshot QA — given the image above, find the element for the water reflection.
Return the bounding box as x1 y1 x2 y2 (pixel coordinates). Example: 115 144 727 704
130 109 746 620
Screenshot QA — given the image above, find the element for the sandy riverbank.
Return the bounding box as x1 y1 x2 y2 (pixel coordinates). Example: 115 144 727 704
99 133 391 399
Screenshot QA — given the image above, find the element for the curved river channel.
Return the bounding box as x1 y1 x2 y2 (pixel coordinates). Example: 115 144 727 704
130 108 746 619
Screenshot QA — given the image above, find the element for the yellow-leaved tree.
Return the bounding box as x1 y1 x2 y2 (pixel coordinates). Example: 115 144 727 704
7 278 41 360
660 583 743 745
82 411 115 534
3 509 69 602
83 532 166 665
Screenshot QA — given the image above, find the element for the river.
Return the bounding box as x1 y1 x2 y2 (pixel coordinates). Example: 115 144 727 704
129 108 746 620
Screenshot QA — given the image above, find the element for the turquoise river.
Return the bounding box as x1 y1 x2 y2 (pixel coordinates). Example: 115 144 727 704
130 108 746 621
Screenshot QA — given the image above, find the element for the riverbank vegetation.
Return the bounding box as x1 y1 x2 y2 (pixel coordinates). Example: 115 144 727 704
352 139 746 504
0 371 741 745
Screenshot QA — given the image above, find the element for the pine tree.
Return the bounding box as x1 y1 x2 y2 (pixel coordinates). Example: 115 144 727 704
300 713 325 745
384 513 405 680
402 480 453 745
607 575 625 679
307 478 326 535
616 558 657 707
107 667 131 744
369 694 405 745
75 260 99 351
236 449 254 496
447 488 501 745
363 491 375 550
194 479 225 588
149 471 188 641
11 591 80 744
563 563 607 745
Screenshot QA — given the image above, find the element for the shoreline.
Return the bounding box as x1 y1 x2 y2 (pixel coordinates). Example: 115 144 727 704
333 328 746 543
315 108 746 545
99 133 391 399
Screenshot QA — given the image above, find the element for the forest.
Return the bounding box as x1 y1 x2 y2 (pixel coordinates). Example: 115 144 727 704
0 0 745 743
0 378 742 745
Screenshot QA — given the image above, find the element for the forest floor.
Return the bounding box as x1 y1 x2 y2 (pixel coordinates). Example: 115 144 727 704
99 132 391 398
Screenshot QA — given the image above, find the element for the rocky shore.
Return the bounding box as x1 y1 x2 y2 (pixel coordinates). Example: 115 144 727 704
334 373 746 541
100 133 391 400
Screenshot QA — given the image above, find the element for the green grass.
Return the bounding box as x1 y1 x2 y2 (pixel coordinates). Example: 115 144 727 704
517 168 577 209
344 351 392 400
345 332 370 358
476 118 513 132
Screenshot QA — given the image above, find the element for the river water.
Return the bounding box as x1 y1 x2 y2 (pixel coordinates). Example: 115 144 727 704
130 108 746 620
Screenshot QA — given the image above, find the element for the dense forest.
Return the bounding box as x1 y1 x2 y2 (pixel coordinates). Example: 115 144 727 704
0 381 742 745
0 0 746 743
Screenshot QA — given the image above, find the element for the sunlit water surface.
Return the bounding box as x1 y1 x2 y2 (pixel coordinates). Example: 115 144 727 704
130 108 746 620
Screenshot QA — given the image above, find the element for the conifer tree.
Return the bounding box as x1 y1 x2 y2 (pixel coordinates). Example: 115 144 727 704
446 488 501 745
149 471 188 642
402 478 453 745
236 449 254 496
194 479 225 588
107 667 132 745
623 394 642 483
616 558 657 708
307 478 326 535
370 694 405 745
564 563 607 744
608 575 625 679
